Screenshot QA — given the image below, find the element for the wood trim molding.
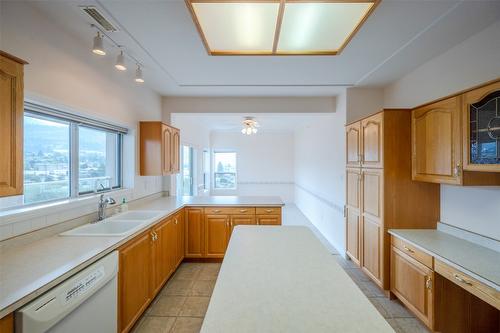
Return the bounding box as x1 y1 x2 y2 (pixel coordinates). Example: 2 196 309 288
0 50 28 65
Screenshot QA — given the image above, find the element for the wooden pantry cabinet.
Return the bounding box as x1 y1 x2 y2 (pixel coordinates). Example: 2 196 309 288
139 121 180 176
118 211 184 333
185 206 281 259
0 51 27 197
411 79 500 185
345 110 440 290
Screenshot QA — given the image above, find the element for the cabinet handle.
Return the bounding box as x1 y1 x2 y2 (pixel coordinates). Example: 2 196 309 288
174 218 178 225
239 209 247 213
454 163 462 177
453 273 472 286
425 276 432 290
213 209 221 213
265 209 273 213
403 246 414 254
151 232 155 241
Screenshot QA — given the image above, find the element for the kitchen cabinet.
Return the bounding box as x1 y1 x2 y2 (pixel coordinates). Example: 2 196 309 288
185 207 205 257
174 210 184 267
205 214 230 258
412 87 500 185
119 231 152 333
361 113 384 168
462 80 500 172
345 110 440 290
139 121 180 176
230 215 256 235
256 215 281 225
346 122 361 167
151 218 176 296
0 313 13 333
0 51 26 198
391 246 434 329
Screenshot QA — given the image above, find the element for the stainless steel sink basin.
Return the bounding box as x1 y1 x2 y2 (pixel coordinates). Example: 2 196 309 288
60 210 165 237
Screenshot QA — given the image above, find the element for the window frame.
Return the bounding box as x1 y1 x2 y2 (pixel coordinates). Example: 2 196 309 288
212 150 237 190
23 103 126 205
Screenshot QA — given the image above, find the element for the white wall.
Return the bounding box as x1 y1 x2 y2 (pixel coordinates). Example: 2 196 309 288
0 2 165 239
346 87 384 123
384 20 500 240
210 132 295 203
294 92 347 254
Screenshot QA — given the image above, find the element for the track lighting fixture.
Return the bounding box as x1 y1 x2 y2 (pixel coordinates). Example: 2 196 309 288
115 50 127 71
92 31 106 56
135 65 144 83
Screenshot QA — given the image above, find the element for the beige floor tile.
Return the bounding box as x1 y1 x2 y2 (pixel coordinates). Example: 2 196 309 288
197 264 220 281
163 279 194 296
173 264 202 281
179 296 210 317
171 317 204 333
389 318 430 333
148 295 186 316
358 280 385 297
370 297 413 319
133 316 176 333
190 280 215 296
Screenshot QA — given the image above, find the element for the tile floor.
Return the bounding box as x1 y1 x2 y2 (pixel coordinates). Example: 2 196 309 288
132 205 430 333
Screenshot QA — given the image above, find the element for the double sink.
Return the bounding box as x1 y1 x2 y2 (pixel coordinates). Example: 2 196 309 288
60 210 165 237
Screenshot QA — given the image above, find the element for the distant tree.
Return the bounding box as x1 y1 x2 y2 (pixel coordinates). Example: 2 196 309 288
217 161 224 173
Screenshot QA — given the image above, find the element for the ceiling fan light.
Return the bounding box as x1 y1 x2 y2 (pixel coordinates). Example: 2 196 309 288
92 32 106 56
115 51 127 71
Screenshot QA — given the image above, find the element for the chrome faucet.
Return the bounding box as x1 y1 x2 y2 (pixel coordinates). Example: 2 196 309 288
96 194 116 222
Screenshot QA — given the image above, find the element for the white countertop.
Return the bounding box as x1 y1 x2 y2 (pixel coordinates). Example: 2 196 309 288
0 195 284 317
388 229 500 291
201 226 394 333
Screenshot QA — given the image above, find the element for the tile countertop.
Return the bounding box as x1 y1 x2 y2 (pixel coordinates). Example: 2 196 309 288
202 226 394 333
388 229 500 291
0 195 284 318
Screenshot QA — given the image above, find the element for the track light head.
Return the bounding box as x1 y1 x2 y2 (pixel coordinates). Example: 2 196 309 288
135 65 144 83
92 31 106 56
115 51 127 71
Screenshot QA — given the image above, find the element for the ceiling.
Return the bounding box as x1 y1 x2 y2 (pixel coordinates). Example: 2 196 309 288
29 0 500 97
172 113 332 132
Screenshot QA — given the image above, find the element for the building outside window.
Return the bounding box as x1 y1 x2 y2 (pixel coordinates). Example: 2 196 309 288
213 151 237 189
23 105 124 205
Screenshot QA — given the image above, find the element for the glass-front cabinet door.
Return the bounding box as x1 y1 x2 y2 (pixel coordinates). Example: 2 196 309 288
463 81 500 172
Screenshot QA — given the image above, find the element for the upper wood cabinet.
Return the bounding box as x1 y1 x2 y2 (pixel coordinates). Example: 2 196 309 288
361 113 384 168
462 80 500 172
346 122 361 167
412 96 462 185
0 51 26 197
412 89 500 185
139 121 180 176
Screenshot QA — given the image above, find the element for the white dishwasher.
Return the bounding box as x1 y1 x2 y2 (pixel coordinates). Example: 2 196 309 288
16 251 118 333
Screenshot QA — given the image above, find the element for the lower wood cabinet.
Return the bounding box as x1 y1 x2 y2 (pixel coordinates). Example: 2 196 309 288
256 215 281 225
362 217 382 284
391 246 434 329
174 210 184 267
119 231 152 333
0 313 13 333
185 207 205 257
230 215 256 233
205 214 230 258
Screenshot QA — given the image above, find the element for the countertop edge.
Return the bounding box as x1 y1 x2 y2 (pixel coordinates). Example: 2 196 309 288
0 199 284 317
388 229 500 292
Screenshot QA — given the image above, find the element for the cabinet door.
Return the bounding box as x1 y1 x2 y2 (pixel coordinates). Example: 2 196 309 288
346 122 361 167
361 113 384 168
412 96 462 184
185 208 204 257
362 169 383 220
119 232 152 332
161 124 172 175
391 247 434 329
0 314 13 333
166 218 177 276
171 128 180 174
0 54 24 197
256 215 281 225
361 216 382 285
152 220 169 296
174 211 184 267
205 215 229 258
346 208 361 266
229 215 256 238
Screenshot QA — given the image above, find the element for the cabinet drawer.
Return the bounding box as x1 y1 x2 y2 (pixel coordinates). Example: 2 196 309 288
435 259 500 310
391 236 433 269
203 207 255 215
256 207 281 215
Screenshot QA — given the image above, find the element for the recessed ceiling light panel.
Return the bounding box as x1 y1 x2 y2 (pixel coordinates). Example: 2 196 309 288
191 3 280 54
186 0 379 56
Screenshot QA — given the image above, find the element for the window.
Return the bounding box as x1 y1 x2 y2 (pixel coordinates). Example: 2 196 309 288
214 151 237 189
202 149 210 190
23 105 125 205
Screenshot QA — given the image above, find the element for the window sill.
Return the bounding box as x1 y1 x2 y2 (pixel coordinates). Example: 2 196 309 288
0 188 132 226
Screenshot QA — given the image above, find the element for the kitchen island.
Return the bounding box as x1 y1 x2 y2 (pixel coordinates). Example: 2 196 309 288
201 226 394 333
